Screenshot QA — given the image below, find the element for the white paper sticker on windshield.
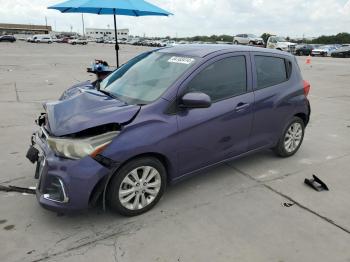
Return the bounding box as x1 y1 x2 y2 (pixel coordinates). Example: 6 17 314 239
168 56 195 65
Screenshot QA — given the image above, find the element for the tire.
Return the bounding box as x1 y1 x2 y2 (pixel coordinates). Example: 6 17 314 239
234 40 239 45
248 41 254 45
107 157 167 216
273 117 305 157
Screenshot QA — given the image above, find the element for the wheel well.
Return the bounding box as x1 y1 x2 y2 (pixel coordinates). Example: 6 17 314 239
122 153 171 178
88 152 171 207
294 113 309 126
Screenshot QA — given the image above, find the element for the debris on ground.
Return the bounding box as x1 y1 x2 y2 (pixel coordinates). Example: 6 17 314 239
0 185 36 194
282 202 295 207
304 175 329 192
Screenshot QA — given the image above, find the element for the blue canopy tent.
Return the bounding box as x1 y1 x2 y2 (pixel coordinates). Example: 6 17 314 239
48 0 172 67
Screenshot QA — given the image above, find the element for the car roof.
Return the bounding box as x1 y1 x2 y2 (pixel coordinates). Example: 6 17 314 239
157 44 291 58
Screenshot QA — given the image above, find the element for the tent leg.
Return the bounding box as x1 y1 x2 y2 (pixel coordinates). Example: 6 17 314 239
113 11 119 67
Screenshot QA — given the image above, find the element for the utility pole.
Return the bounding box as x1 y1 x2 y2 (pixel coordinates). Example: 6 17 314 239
81 13 85 37
45 16 48 32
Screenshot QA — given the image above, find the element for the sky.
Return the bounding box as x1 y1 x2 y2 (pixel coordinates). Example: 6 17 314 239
0 0 349 38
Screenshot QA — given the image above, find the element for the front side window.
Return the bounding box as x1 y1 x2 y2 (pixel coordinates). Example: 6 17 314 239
186 56 247 102
100 52 197 105
255 56 289 89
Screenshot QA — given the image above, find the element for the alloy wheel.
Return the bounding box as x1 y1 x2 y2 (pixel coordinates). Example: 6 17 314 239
118 166 161 211
284 122 303 153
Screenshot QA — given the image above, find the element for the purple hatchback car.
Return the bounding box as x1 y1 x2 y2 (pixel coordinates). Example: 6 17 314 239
26 45 311 216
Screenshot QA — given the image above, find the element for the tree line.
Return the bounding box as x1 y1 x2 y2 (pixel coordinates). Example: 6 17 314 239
170 32 350 44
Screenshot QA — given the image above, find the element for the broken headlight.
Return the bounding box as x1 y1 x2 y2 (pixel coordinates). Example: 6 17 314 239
47 131 119 159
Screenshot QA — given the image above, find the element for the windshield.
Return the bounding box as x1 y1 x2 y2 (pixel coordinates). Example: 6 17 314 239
276 37 287 42
100 52 197 105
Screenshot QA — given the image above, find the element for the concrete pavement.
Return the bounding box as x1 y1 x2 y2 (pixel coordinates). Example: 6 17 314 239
0 41 350 262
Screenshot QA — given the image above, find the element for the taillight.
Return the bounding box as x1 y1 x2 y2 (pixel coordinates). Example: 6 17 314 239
303 80 310 96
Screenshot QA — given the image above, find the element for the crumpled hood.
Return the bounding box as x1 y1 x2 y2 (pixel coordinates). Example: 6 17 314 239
44 87 140 137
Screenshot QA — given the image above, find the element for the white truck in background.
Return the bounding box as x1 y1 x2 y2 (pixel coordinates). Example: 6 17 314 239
266 36 296 53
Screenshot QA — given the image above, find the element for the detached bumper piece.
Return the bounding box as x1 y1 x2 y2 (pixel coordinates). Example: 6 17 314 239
26 146 39 164
304 175 329 192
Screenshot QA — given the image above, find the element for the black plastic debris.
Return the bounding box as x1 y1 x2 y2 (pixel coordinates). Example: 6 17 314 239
26 146 39 164
282 202 294 207
0 185 36 194
304 175 329 192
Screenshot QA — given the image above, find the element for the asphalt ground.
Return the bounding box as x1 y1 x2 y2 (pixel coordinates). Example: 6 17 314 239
0 41 350 262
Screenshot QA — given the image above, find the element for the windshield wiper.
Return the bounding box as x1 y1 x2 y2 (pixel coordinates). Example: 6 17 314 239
99 89 128 105
99 89 115 98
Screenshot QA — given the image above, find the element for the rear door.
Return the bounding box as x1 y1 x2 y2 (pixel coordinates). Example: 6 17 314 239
249 52 295 150
176 53 254 175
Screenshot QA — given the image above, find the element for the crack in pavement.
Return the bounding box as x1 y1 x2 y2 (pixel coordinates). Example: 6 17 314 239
0 176 26 184
30 221 140 262
228 164 350 235
261 151 350 184
14 81 20 102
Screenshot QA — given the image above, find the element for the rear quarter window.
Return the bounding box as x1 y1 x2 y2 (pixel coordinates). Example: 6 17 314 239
255 55 292 89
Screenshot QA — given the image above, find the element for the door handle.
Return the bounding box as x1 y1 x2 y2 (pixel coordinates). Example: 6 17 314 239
235 102 250 112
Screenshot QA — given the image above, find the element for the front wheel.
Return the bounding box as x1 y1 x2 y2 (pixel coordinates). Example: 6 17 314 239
273 117 305 157
107 157 167 216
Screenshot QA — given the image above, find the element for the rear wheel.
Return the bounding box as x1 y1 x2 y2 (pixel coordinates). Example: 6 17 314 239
273 117 305 157
107 157 166 216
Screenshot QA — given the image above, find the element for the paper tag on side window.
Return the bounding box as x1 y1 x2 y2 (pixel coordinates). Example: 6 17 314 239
168 56 195 65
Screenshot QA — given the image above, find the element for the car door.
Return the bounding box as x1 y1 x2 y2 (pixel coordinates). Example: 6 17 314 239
175 53 254 175
249 52 295 150
242 34 249 44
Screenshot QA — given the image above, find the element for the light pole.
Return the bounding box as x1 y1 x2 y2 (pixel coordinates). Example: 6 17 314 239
81 13 85 37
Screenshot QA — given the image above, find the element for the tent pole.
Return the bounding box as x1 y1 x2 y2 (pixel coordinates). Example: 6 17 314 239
113 10 119 67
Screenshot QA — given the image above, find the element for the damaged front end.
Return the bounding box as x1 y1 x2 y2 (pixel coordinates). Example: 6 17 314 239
26 87 140 213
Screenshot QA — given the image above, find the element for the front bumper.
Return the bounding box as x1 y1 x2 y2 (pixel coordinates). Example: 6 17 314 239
27 129 110 213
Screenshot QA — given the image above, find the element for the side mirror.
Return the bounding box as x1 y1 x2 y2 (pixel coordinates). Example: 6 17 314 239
180 92 211 109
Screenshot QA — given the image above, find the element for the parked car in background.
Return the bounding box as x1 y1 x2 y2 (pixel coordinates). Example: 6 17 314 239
31 35 53 44
295 44 314 56
56 37 70 44
96 38 105 43
266 36 296 53
0 35 16 42
233 34 264 46
68 38 88 45
311 45 337 56
26 45 311 216
331 46 350 58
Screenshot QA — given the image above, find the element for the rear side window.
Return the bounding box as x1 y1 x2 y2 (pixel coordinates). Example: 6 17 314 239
255 56 290 89
186 56 247 102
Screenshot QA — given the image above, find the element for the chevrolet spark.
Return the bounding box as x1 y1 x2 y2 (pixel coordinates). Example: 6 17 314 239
26 45 311 216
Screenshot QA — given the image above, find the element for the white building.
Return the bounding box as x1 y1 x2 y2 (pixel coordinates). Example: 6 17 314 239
85 28 129 40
